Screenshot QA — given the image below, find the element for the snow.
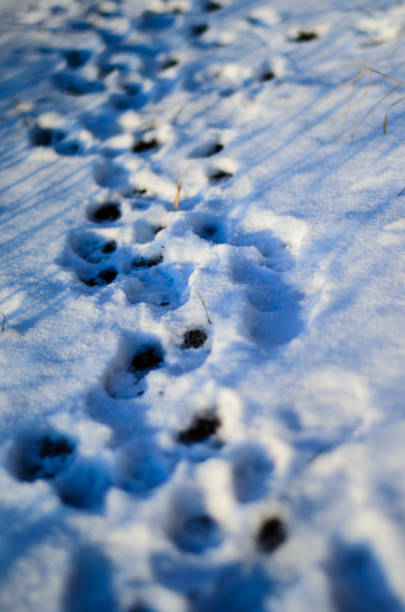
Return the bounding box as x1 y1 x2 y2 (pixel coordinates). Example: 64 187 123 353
1 0 405 609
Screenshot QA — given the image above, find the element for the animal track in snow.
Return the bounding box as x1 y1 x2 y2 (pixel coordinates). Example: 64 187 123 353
230 251 303 349
69 231 117 264
183 328 208 349
30 125 66 148
10 429 76 481
52 71 105 96
130 344 164 377
189 140 224 159
63 48 92 69
124 263 192 311
326 540 403 612
63 546 118 611
178 411 220 444
40 0 311 604
131 252 163 269
104 334 166 399
140 10 177 31
133 218 165 243
166 486 222 554
232 443 274 503
191 23 209 37
55 458 111 510
259 67 275 82
203 1 223 12
256 516 287 553
159 57 179 72
291 29 319 42
93 160 129 188
117 440 174 496
66 230 120 288
190 212 227 244
29 123 85 156
132 137 162 154
209 168 233 183
88 201 122 224
82 266 118 287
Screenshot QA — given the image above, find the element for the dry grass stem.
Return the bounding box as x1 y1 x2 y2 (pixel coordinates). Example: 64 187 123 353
173 163 192 211
320 67 405 139
173 179 182 211
197 291 212 325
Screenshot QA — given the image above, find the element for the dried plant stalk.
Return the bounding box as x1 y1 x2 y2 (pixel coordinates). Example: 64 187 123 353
320 67 405 139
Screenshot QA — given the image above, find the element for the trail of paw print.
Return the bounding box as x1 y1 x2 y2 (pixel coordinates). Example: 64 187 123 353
28 120 87 157
104 324 212 400
66 200 123 288
188 210 304 350
9 428 111 511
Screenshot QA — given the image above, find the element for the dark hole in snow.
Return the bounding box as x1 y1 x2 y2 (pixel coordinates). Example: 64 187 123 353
204 225 216 237
31 127 53 147
63 49 91 68
123 82 142 96
257 516 287 552
204 1 222 11
160 300 170 306
210 169 233 182
197 221 225 243
178 413 220 443
183 328 208 348
102 240 117 254
132 254 163 268
85 267 117 286
212 143 224 154
30 126 66 147
261 70 275 82
39 437 73 458
130 346 164 373
191 23 208 36
133 138 161 153
293 30 318 42
92 202 121 223
160 57 178 71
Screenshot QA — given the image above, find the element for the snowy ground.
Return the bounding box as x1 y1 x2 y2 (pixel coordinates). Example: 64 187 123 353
1 0 405 610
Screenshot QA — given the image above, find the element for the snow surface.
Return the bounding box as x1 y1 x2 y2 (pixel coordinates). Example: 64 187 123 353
1 0 405 610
